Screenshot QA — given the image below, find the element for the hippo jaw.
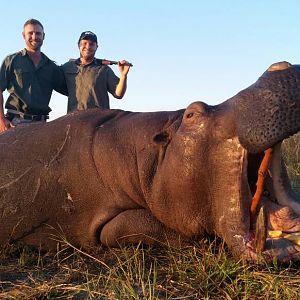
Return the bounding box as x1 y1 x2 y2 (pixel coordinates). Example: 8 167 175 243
236 141 300 263
218 61 300 262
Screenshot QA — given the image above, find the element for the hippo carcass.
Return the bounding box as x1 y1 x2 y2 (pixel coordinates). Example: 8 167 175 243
1 61 300 262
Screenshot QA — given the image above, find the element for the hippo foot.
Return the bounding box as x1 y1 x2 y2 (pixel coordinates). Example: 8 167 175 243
99 208 188 247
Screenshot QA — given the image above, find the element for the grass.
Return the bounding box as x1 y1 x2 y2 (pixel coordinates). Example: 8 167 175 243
2 241 300 299
1 133 300 299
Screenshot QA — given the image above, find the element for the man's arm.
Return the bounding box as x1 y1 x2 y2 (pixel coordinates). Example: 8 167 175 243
0 89 12 132
0 55 14 132
115 60 131 98
53 65 68 96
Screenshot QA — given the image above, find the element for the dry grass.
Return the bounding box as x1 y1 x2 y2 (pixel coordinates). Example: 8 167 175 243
1 240 300 299
2 239 300 299
1 133 300 299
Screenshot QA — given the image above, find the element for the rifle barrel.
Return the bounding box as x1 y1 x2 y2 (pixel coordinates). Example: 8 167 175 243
102 59 133 67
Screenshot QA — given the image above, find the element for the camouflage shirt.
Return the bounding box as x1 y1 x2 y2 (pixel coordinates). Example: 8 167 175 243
62 58 120 113
0 49 67 115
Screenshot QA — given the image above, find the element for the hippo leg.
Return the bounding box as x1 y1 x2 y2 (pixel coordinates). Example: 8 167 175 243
100 209 188 247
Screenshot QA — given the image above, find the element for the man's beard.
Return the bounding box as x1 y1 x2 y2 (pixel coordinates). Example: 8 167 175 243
26 39 43 51
80 53 95 63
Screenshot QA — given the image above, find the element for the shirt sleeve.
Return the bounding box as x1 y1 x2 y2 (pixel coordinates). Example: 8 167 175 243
106 67 120 97
0 56 11 91
53 64 68 96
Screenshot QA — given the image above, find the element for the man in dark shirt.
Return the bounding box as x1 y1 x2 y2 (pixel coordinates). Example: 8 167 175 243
0 18 67 132
62 31 130 113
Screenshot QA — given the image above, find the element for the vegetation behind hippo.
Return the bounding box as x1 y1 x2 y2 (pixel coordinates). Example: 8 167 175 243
283 132 300 194
0 134 300 299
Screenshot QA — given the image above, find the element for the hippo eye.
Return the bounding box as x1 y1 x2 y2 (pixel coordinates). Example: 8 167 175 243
186 112 194 119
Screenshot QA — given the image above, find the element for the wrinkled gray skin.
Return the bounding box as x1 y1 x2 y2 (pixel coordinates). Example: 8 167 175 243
1 62 300 263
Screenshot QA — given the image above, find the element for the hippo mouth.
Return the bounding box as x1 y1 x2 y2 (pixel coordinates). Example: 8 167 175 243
243 140 300 262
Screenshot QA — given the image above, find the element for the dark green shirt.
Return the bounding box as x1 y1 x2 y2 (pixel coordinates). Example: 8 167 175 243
62 58 120 113
0 49 67 115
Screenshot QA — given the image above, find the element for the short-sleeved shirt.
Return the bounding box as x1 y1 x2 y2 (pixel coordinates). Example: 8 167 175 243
0 49 67 115
62 58 120 113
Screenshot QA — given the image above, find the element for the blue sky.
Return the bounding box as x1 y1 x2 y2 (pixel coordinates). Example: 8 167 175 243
1 1 299 120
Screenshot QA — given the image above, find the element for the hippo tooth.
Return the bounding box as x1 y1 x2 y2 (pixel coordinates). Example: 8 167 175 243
255 205 267 253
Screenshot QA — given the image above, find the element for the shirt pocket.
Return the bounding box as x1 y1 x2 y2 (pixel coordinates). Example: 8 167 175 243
14 69 31 89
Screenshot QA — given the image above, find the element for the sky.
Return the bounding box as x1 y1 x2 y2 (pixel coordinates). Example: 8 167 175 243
1 1 300 120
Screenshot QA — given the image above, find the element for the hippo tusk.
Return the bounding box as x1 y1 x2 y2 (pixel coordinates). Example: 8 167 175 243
250 148 273 228
255 205 267 253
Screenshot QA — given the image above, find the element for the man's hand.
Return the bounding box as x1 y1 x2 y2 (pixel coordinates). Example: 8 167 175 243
0 116 14 133
118 60 131 76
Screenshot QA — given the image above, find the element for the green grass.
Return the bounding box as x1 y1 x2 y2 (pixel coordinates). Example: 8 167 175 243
1 133 300 299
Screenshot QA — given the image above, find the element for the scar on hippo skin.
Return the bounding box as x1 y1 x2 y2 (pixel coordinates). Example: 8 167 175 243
62 192 76 214
0 167 32 190
45 124 71 169
30 177 41 204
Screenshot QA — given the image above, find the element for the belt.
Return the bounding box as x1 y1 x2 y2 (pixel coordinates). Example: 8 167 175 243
7 109 49 121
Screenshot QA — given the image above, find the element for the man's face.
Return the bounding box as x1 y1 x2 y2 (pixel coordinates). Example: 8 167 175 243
22 24 45 52
79 39 98 61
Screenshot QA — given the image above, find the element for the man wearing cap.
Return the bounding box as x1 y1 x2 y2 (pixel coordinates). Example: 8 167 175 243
0 19 67 133
62 31 131 113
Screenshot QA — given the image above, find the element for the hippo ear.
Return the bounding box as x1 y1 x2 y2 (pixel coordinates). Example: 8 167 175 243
153 113 182 146
153 131 170 145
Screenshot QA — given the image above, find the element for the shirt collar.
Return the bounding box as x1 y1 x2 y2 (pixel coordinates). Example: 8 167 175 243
20 48 27 56
76 57 97 66
21 48 49 67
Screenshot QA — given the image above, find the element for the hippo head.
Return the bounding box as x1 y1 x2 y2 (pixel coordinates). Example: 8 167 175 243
151 62 300 263
232 62 300 262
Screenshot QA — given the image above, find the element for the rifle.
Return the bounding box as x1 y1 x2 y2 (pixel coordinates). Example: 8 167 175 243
101 59 133 67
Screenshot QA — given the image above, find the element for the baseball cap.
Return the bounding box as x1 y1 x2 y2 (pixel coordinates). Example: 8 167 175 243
78 31 98 44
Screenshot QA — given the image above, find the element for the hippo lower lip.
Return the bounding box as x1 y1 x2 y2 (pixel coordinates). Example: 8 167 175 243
243 141 300 262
